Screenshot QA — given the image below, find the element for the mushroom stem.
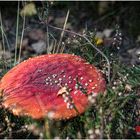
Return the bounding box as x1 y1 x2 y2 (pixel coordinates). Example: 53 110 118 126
35 95 52 138
44 118 51 139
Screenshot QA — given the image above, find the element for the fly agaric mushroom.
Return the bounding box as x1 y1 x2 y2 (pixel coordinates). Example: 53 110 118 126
0 54 106 120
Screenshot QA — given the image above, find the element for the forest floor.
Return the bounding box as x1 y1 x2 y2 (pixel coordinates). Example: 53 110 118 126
0 1 140 139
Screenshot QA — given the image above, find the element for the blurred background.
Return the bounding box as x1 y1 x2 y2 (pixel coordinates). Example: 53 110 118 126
0 1 140 66
0 1 140 139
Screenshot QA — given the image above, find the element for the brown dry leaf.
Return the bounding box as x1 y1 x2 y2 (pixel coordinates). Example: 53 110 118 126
57 87 68 96
125 84 132 92
28 29 45 41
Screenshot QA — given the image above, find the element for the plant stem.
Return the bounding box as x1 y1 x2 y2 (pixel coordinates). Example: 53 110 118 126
18 2 26 63
14 1 20 65
57 10 70 53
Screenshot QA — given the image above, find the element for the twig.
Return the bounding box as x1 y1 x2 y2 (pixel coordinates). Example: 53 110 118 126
49 33 57 54
46 2 50 54
56 10 70 53
18 2 26 63
48 24 111 84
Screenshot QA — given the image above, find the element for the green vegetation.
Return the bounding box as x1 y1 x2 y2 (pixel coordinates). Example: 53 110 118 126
0 1 140 139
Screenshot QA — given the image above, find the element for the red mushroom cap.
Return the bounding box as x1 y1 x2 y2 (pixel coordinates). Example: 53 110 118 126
0 54 106 120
